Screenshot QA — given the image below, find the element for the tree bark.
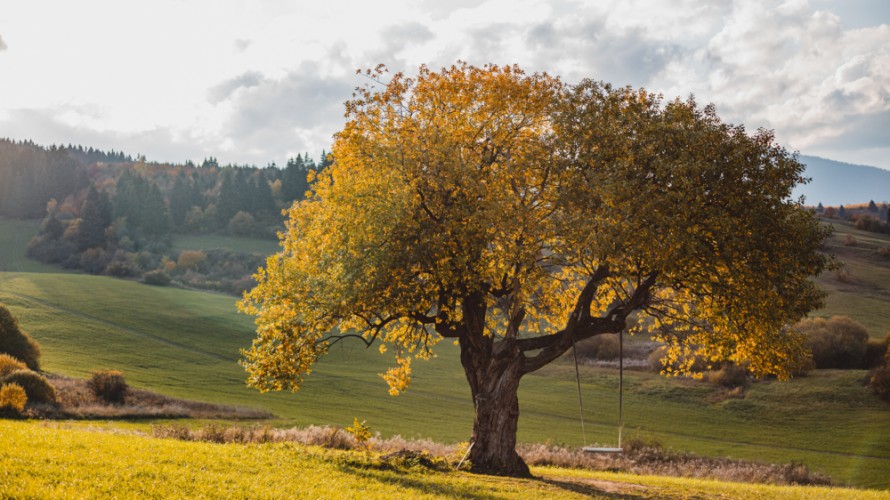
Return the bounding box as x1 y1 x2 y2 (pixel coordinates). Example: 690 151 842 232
460 334 531 477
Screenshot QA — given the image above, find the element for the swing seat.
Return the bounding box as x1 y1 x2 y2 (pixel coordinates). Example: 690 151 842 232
582 446 623 454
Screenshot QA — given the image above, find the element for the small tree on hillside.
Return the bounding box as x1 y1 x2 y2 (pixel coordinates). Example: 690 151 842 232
239 64 832 477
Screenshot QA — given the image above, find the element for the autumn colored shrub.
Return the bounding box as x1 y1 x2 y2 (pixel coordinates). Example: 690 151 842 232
0 383 27 413
0 354 27 377
346 418 372 451
0 370 56 404
865 334 890 369
870 347 890 401
87 369 129 404
706 363 749 388
227 211 257 236
0 304 41 370
142 269 172 286
796 316 869 369
574 334 620 360
177 250 207 272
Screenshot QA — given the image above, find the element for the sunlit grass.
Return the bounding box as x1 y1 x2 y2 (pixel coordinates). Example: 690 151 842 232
171 233 280 256
2 420 885 499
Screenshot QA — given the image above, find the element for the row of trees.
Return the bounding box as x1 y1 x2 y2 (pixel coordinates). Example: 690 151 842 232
816 202 890 234
4 139 331 293
0 138 331 232
817 201 889 221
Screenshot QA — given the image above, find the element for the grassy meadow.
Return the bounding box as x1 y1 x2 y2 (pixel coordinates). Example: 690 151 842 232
815 222 890 337
1 217 890 490
1 420 886 499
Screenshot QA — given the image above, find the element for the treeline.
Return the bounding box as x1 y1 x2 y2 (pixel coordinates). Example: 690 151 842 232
1 138 330 294
815 201 890 235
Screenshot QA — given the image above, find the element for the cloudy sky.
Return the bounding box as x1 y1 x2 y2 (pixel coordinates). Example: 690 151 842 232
0 0 888 169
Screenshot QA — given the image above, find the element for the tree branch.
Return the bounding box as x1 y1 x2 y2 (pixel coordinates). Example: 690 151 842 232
519 271 659 374
321 333 373 348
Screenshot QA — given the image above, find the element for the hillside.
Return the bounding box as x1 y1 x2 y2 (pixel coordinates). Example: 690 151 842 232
814 221 890 336
2 218 890 488
794 155 890 206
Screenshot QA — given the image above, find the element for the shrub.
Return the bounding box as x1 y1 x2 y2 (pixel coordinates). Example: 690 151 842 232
706 363 749 388
865 334 890 369
142 269 172 286
870 347 890 400
0 304 41 370
574 334 620 360
1 370 56 404
105 260 139 277
0 383 27 413
228 211 257 236
87 369 129 404
0 353 27 377
346 418 372 451
79 247 111 274
177 250 207 272
796 316 869 369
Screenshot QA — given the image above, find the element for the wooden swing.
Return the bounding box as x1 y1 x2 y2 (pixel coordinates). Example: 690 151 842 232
571 329 624 454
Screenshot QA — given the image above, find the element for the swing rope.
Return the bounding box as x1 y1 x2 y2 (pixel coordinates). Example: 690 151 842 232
573 330 625 451
570 333 587 445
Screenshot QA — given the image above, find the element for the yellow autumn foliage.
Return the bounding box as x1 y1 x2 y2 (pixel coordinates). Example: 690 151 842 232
239 62 832 398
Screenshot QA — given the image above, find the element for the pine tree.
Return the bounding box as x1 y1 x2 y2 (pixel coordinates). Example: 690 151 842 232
142 184 170 237
169 174 195 228
76 185 113 250
281 156 310 203
216 168 247 225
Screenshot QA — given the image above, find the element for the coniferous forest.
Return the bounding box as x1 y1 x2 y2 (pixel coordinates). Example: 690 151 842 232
0 137 331 294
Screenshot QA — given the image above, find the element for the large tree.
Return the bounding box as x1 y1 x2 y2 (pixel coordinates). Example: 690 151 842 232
239 64 831 477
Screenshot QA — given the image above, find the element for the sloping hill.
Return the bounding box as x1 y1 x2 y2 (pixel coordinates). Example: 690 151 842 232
3 218 890 488
794 155 890 206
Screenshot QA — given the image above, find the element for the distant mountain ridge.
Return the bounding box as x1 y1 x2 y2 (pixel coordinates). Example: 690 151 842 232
794 155 890 206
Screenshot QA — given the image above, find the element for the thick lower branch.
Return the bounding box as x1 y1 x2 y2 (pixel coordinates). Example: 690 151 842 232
520 318 624 374
520 272 660 374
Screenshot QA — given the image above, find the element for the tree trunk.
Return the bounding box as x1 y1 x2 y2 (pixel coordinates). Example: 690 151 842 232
460 335 531 477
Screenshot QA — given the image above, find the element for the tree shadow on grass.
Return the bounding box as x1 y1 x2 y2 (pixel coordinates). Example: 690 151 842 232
533 476 649 499
338 465 496 499
338 462 649 499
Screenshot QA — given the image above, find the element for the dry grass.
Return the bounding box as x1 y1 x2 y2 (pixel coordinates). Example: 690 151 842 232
519 438 832 486
150 423 832 486
29 375 272 420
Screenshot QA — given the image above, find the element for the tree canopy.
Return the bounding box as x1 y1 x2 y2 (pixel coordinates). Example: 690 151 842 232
239 63 831 476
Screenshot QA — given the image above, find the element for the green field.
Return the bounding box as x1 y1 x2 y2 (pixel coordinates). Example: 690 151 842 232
815 222 890 337
2 420 885 499
171 233 280 255
1 218 890 489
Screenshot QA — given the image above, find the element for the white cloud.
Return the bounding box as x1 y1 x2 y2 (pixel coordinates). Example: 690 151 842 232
0 0 887 168
649 2 889 164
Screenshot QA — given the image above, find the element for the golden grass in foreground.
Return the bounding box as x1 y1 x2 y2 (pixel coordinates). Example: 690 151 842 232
1 420 886 499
